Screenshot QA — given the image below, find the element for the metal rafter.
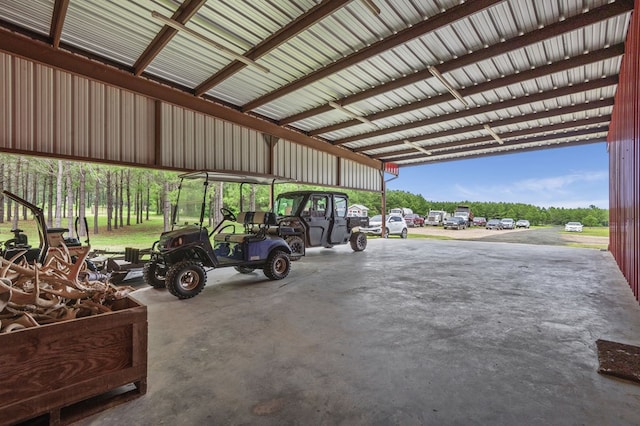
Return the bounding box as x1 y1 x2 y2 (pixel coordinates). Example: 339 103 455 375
194 0 350 97
308 43 624 136
280 0 632 126
240 0 501 112
391 131 608 164
49 0 69 48
0 28 380 170
353 98 615 152
375 118 611 159
437 0 633 74
133 0 206 77
399 136 607 166
333 76 618 145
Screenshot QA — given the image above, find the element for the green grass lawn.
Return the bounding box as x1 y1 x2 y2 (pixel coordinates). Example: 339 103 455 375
1 215 167 252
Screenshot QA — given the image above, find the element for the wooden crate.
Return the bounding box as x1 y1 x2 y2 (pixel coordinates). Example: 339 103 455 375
0 296 147 425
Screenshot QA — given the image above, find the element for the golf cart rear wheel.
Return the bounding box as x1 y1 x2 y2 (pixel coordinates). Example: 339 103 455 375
166 260 207 299
234 266 256 274
263 250 291 280
285 236 305 261
143 260 166 289
350 232 367 252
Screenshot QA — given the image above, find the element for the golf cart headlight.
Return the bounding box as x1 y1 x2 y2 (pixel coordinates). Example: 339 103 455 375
171 237 183 247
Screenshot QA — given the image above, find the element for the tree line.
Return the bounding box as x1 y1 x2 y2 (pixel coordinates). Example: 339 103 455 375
0 155 608 240
343 189 609 226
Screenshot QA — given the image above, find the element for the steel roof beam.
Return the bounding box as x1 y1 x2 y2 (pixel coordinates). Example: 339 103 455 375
333 76 618 145
49 0 69 48
375 118 611 159
353 98 614 153
396 136 607 166
194 0 350 97
309 44 624 136
280 0 632 126
0 28 381 170
240 0 501 112
384 126 608 162
133 0 206 77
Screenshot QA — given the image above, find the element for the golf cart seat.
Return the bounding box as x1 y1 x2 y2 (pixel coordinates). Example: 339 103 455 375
214 211 277 243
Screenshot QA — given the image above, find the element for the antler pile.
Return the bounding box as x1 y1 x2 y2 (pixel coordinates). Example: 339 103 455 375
0 245 134 333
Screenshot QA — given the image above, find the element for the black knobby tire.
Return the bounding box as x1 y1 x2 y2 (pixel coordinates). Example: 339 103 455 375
400 228 408 239
165 260 207 299
263 250 291 280
143 260 166 289
234 266 256 274
350 232 367 252
285 236 305 261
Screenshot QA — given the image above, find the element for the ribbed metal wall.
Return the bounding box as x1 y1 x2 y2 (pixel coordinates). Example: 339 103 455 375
273 139 338 186
0 54 156 163
0 52 382 191
608 0 639 301
159 104 270 174
341 159 382 192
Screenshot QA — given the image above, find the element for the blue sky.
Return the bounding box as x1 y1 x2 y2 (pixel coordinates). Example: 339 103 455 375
386 143 609 209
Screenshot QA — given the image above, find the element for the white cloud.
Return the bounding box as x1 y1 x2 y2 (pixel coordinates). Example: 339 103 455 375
445 170 609 208
512 171 608 193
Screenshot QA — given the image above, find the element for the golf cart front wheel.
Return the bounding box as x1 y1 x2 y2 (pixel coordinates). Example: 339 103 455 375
263 250 291 280
166 260 207 299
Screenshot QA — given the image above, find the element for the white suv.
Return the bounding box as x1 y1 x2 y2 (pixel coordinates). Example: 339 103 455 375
361 214 408 238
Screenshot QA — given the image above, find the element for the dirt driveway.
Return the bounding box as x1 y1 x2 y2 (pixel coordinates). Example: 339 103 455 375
408 225 608 247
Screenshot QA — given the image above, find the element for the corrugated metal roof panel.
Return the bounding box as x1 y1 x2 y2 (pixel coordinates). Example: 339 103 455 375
0 0 633 170
0 0 52 36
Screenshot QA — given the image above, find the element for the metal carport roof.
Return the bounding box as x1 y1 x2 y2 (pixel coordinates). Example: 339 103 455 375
0 0 633 169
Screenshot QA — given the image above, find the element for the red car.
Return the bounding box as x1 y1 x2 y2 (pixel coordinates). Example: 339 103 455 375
404 214 424 227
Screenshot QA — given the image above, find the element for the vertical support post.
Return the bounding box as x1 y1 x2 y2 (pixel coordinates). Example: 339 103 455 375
380 169 386 236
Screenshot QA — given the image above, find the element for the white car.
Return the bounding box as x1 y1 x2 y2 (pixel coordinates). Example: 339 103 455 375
565 222 583 232
361 214 408 238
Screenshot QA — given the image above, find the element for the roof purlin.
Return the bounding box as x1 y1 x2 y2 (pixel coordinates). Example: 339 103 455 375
385 126 609 163
194 0 350 97
49 0 69 48
377 119 611 160
133 0 206 77
351 98 615 152
309 44 624 136
399 136 607 167
280 0 633 126
240 0 502 112
333 76 619 145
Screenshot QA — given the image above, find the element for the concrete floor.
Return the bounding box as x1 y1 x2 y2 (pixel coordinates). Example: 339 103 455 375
79 238 640 425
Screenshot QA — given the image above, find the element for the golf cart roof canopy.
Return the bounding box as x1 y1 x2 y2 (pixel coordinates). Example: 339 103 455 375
178 171 294 185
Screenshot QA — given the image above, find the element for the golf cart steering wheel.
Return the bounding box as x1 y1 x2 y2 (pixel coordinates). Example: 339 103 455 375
220 207 236 222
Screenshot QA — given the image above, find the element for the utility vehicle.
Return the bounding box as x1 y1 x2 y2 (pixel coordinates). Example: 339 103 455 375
273 190 368 260
144 172 292 299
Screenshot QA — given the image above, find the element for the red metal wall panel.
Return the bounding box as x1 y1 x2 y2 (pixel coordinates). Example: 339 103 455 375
608 0 640 301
